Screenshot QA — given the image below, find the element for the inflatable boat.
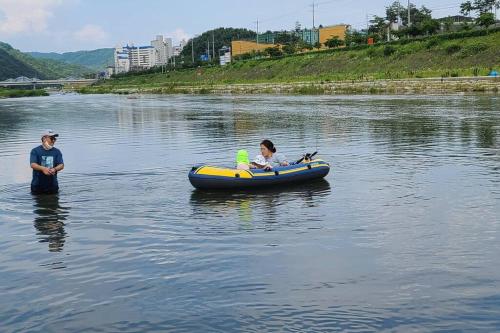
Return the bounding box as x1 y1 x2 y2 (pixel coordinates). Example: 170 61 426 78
188 158 330 190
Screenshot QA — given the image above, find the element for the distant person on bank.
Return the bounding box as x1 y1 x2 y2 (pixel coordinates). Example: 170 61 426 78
30 130 64 194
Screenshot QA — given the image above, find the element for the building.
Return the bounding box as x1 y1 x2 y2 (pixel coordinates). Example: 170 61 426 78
219 47 231 66
297 28 320 45
151 35 173 65
127 45 156 70
231 40 273 57
105 66 114 78
318 24 350 45
112 34 177 74
231 24 350 57
114 45 156 72
114 47 130 74
173 39 187 57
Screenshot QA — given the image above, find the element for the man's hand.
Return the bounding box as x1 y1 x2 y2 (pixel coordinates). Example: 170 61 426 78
42 167 52 176
48 168 57 175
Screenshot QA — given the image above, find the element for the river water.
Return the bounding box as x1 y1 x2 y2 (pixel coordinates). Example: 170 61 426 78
0 93 499 332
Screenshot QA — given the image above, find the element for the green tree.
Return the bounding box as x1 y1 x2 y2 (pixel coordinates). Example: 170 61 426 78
324 37 345 48
460 1 474 15
313 42 322 50
476 12 496 28
265 46 282 57
345 30 368 46
420 18 441 35
282 44 296 55
461 0 499 16
442 17 454 32
275 32 300 45
368 16 387 41
180 28 256 64
297 40 313 51
386 1 404 23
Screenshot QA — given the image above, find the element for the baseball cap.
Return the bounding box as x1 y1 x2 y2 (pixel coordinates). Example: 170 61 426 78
41 129 59 138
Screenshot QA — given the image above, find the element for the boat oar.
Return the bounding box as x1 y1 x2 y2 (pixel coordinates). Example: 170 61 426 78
295 151 318 164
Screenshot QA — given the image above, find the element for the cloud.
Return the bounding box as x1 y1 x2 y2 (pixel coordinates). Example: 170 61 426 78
169 28 190 43
74 24 108 43
0 0 62 35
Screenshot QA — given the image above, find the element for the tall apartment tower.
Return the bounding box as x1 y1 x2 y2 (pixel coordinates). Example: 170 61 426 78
151 35 173 65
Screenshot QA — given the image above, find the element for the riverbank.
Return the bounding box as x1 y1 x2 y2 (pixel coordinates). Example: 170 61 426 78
79 29 500 95
79 76 499 95
0 88 49 98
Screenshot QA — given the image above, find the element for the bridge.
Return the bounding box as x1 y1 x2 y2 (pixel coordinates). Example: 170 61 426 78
0 79 97 89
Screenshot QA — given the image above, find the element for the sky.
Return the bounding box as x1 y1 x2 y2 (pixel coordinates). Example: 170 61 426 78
0 0 465 53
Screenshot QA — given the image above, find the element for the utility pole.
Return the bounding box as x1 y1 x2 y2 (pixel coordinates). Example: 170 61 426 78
311 1 318 29
255 19 259 45
191 38 194 63
407 0 411 26
212 31 215 60
207 39 210 61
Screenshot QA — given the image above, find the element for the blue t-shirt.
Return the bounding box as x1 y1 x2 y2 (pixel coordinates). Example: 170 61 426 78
30 145 64 190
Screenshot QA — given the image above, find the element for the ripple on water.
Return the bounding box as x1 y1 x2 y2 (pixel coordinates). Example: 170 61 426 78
0 94 499 332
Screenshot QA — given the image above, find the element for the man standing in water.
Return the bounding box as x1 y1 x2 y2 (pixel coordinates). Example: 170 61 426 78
30 130 64 194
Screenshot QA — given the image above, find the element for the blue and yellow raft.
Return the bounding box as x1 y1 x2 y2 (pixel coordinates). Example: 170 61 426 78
189 159 330 190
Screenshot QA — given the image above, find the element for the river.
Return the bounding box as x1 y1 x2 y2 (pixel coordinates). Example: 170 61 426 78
0 93 499 332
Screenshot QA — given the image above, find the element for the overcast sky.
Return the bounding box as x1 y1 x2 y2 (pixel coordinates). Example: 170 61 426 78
0 0 465 53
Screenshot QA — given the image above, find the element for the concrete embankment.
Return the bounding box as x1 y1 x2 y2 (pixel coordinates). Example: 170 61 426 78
91 76 499 95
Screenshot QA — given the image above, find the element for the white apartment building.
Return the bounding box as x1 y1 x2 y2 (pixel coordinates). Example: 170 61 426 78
128 45 156 69
114 47 130 74
112 35 177 74
174 39 187 56
151 35 173 65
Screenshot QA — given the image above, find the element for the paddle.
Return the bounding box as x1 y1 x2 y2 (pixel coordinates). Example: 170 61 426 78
294 151 318 165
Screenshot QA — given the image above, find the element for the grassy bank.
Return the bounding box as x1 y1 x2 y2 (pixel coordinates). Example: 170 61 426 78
81 29 500 95
0 88 49 98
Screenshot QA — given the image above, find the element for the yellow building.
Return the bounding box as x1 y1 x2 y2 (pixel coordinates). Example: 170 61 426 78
319 24 350 44
231 40 275 57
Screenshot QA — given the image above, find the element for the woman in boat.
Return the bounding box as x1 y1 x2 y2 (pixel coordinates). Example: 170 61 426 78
250 139 289 169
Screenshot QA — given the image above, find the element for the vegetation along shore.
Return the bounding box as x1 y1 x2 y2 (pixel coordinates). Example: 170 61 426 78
0 88 48 99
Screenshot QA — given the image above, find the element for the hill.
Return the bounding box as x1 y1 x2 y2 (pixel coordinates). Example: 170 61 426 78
29 48 114 71
83 28 500 94
0 42 92 80
0 46 44 80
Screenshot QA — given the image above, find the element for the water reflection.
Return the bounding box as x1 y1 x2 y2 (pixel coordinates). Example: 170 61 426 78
190 179 331 223
1 94 499 332
33 194 69 252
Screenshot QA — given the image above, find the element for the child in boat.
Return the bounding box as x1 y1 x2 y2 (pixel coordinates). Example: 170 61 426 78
236 150 250 170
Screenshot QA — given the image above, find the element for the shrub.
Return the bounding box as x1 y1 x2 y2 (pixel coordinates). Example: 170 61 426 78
445 44 462 54
462 42 489 56
425 38 439 49
383 45 396 57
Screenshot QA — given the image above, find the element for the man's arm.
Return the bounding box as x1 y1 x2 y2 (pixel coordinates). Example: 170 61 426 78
51 151 64 173
53 164 64 172
31 162 52 176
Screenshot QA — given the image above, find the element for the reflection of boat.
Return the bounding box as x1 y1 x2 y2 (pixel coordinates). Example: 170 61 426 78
190 179 331 223
188 159 330 190
190 178 331 201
